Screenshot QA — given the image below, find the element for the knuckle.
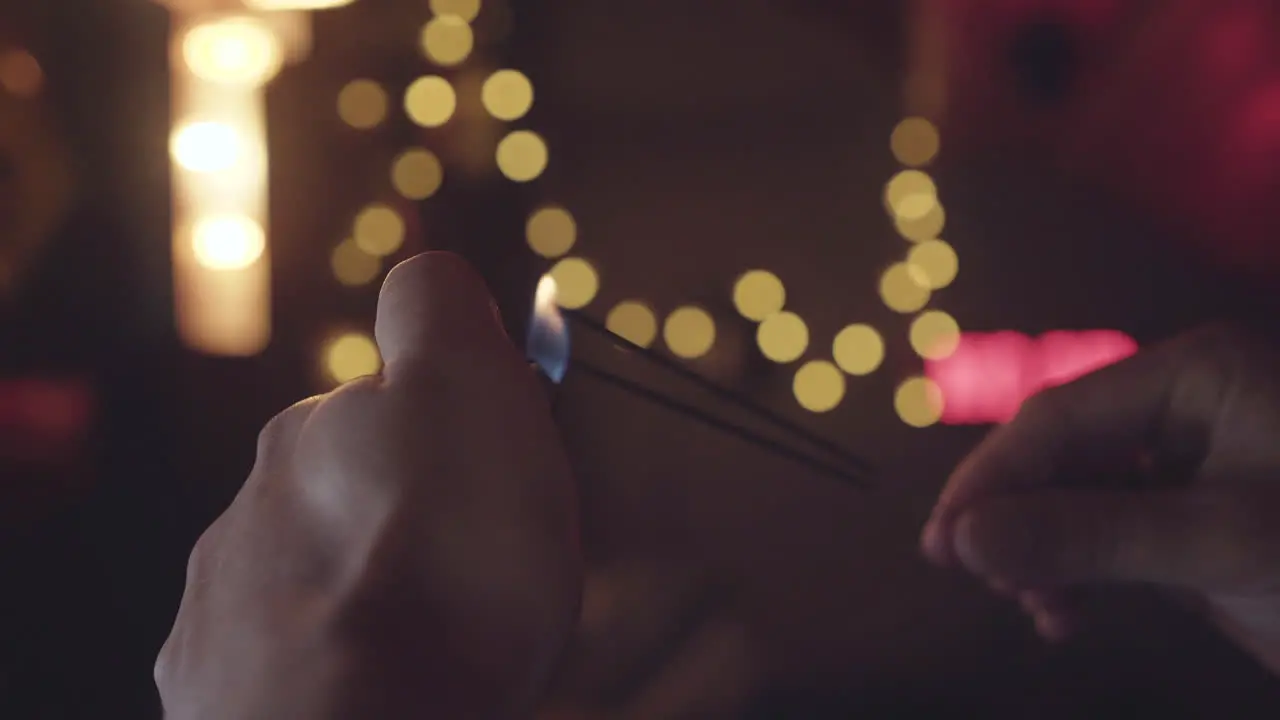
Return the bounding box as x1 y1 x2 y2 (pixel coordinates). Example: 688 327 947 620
255 396 321 466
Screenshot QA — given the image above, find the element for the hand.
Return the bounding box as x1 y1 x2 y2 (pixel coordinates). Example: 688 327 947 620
922 325 1280 675
155 253 582 719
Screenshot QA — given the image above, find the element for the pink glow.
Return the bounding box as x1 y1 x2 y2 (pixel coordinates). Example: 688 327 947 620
926 331 1137 425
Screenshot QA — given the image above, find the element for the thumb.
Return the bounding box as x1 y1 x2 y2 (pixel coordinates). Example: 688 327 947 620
952 489 1269 593
375 251 511 374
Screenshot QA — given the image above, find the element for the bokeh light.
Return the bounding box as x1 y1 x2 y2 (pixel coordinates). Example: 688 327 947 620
663 306 716 359
895 202 946 242
756 311 809 363
526 205 576 258
430 0 482 21
331 239 381 287
171 121 241 173
879 262 931 313
884 170 938 221
890 117 940 167
481 69 534 121
0 49 43 97
182 16 283 87
605 300 658 348
404 75 457 128
910 310 961 360
391 148 444 200
246 0 356 8
421 15 474 67
732 270 786 322
793 361 846 413
895 376 944 428
338 79 388 129
192 215 265 270
353 204 405 257
832 324 884 376
325 332 382 384
906 239 958 289
496 130 548 182
548 257 599 310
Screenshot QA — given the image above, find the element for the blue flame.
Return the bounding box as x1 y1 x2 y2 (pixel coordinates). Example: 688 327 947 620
526 276 569 384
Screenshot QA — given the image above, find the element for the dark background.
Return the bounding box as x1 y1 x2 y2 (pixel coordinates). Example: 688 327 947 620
3 0 1280 716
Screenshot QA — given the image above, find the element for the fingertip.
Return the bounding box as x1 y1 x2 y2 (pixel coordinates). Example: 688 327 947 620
919 518 952 566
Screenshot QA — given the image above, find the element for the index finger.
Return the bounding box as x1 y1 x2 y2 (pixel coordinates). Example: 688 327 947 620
921 329 1208 565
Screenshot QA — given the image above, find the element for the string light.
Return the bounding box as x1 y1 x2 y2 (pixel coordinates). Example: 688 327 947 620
906 238 958 289
421 15 474 67
605 300 658 348
391 148 444 200
481 69 535 121
548 257 599 310
171 121 242 173
895 376 944 428
526 205 577 258
884 169 938 221
429 0 482 22
496 130 548 181
663 307 716 360
324 332 382 384
890 117 940 167
756 311 809 364
894 202 946 242
793 361 846 413
404 75 457 128
832 324 884 376
879 262 931 313
909 310 960 360
181 16 283 87
732 270 786 322
191 215 266 270
331 239 381 287
338 79 388 129
353 204 405 257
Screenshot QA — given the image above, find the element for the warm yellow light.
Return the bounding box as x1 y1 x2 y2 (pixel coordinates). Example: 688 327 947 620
325 332 382 384
0 49 43 98
192 215 266 270
353 204 405 257
606 300 658 348
526 206 576 258
496 130 548 182
891 117 940 167
732 270 786 322
404 75 457 128
909 311 960 360
895 377 944 428
879 262 931 313
884 170 937 221
663 306 716 359
430 0 481 21
906 238 958 289
548 257 599 310
338 79 388 129
895 202 946 242
245 0 356 9
756 311 809 364
391 148 444 200
421 16 474 67
331 239 381 287
481 69 534 121
171 121 241 173
182 16 283 87
793 360 846 413
832 324 884 376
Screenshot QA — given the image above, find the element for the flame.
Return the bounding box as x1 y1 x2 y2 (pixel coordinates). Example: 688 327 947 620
527 274 570 383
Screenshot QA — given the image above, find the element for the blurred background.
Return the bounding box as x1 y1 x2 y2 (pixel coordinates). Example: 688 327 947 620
3 0 1280 716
